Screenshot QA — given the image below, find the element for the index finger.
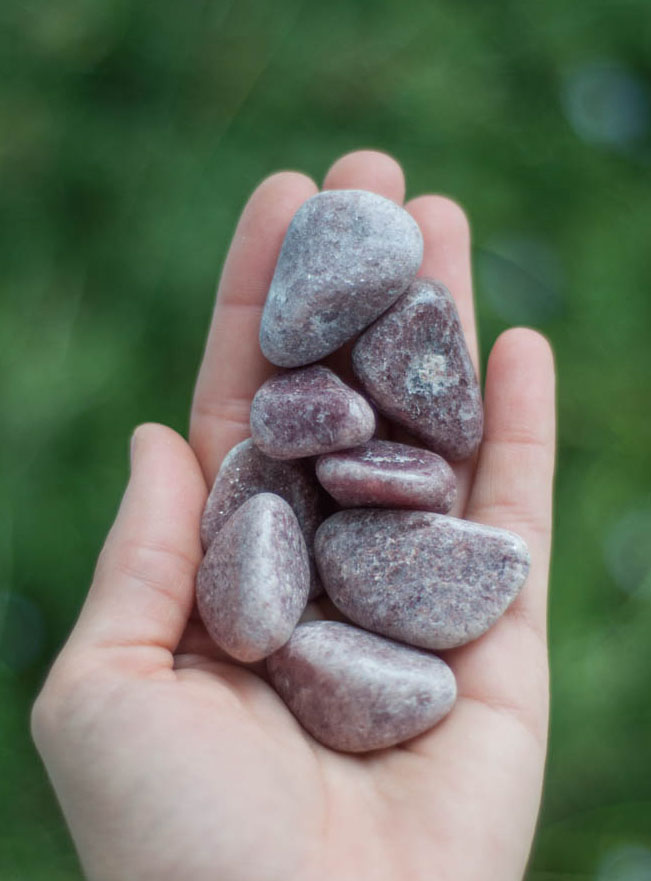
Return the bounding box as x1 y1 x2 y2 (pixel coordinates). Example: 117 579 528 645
190 172 318 483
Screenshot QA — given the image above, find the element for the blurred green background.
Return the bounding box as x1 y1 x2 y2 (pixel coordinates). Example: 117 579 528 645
2 0 651 878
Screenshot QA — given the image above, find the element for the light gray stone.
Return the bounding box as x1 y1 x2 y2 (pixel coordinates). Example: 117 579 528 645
260 190 423 367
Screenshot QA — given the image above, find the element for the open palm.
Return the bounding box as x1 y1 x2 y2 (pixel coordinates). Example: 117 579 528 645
33 151 556 881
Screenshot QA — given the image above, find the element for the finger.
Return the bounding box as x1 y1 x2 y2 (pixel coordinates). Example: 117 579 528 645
450 328 556 737
323 149 406 203
465 328 556 613
65 424 207 669
190 171 318 483
405 195 478 372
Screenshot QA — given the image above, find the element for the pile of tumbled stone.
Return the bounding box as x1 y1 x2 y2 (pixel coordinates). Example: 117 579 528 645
197 190 530 753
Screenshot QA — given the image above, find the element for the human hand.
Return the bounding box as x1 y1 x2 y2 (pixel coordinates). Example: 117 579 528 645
32 150 556 881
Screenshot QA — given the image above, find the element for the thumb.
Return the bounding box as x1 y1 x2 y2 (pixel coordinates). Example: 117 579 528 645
64 423 207 669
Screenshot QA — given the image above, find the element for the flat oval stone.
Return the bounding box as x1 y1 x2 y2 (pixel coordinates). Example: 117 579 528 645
259 190 423 367
267 621 456 752
250 365 375 459
316 439 456 512
315 510 530 649
352 278 483 461
197 493 309 662
201 438 323 598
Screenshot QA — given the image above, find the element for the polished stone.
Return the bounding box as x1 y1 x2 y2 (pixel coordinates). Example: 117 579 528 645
316 439 456 512
316 509 530 649
197 494 310 662
352 278 483 460
250 365 375 459
200 439 324 598
267 620 456 752
260 190 423 367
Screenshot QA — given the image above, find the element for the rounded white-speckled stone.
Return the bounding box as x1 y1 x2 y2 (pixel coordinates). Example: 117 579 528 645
259 190 423 367
200 439 324 599
267 621 456 752
316 439 456 512
197 493 310 662
352 278 483 461
250 365 376 459
315 509 530 649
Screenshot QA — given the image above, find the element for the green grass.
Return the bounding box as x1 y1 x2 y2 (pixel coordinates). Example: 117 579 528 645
1 0 650 877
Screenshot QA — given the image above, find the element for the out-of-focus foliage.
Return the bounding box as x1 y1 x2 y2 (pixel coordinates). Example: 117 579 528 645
1 0 650 877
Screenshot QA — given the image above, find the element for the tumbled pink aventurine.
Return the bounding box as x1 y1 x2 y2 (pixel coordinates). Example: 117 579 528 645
197 187 530 753
197 493 309 662
250 365 375 459
316 440 456 512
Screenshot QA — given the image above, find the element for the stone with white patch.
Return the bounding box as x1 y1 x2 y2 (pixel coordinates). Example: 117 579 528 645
352 278 483 461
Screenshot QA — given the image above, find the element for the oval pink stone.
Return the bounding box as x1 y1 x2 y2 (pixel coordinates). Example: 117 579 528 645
267 621 456 752
197 493 309 662
316 439 456 512
200 438 324 599
315 509 530 649
250 365 375 459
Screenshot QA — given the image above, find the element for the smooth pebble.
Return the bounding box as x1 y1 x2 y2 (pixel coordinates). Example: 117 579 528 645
316 439 456 512
259 190 423 367
197 494 309 662
200 438 324 598
316 509 530 649
250 365 375 459
267 620 456 752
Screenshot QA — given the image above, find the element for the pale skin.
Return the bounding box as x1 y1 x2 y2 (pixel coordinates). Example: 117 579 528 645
32 151 556 881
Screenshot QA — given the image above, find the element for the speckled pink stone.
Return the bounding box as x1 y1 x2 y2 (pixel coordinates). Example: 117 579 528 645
316 439 456 512
267 621 456 752
259 190 423 367
250 365 375 459
316 510 530 650
197 494 309 662
352 278 483 461
200 439 324 598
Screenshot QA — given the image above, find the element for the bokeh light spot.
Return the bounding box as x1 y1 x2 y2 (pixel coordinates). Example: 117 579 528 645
562 61 649 149
596 844 651 881
604 507 651 595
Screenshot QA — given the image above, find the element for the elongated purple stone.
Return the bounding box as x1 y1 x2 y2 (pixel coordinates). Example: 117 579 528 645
250 365 375 459
200 439 323 598
352 278 483 461
315 510 530 649
316 439 456 512
197 494 309 662
267 621 456 752
259 190 423 367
